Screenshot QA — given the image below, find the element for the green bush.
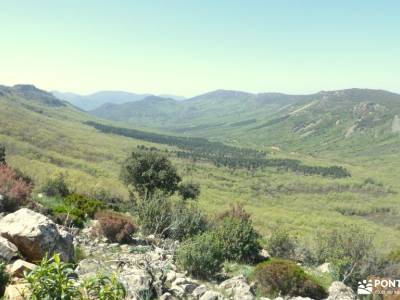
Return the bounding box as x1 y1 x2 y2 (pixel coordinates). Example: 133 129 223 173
178 182 200 201
252 259 327 299
177 232 223 279
0 261 10 297
266 227 297 259
42 174 70 197
65 193 105 218
214 205 261 263
26 254 80 300
95 211 137 243
81 273 126 300
169 201 208 240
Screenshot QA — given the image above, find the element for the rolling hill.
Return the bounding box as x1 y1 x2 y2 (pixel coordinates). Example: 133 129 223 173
1 84 400 253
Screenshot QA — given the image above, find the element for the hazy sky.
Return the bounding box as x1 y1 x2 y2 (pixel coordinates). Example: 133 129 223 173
0 0 399 97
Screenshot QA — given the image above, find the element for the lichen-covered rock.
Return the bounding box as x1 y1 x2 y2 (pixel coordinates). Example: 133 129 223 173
200 290 226 300
326 281 357 300
0 236 18 262
0 208 74 262
218 275 255 300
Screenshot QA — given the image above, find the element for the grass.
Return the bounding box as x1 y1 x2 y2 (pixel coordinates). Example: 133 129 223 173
1 91 400 255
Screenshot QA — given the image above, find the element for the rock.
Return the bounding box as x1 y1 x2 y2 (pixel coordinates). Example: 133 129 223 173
3 282 30 300
192 284 208 298
326 281 357 300
316 262 331 273
160 292 174 300
218 275 255 300
288 297 314 300
259 298 271 300
120 269 153 299
0 208 74 262
6 259 37 277
258 248 270 261
170 277 198 297
200 290 226 300
76 258 110 279
0 236 18 262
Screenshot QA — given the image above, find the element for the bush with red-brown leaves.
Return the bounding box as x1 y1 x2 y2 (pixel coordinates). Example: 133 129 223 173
0 165 33 212
94 211 137 243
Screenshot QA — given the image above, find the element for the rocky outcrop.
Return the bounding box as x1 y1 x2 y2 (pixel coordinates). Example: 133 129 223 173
0 236 18 262
218 275 255 300
0 208 74 262
326 281 357 300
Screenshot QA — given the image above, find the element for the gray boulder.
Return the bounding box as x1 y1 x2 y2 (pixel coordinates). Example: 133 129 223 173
200 290 226 300
0 236 18 261
0 208 74 262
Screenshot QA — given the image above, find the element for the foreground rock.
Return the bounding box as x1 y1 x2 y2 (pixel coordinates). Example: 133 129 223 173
0 236 18 262
6 259 37 277
218 275 255 300
3 281 30 300
326 281 357 300
0 208 74 262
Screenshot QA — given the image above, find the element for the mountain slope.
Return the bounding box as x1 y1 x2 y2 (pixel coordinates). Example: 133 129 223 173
87 88 400 157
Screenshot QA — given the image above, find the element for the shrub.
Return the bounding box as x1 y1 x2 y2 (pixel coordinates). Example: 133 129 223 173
53 204 86 228
266 227 297 259
0 144 5 164
169 201 208 240
252 259 327 299
178 182 200 200
65 193 105 218
81 273 126 300
214 204 261 263
136 195 173 236
313 225 373 288
0 164 33 212
0 261 10 297
95 211 137 243
177 232 223 279
26 254 80 300
42 174 70 197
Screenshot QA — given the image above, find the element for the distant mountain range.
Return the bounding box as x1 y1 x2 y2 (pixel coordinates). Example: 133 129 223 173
88 88 400 156
52 90 186 111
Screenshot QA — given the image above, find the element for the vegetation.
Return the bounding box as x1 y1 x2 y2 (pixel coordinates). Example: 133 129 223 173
26 254 80 300
81 273 126 300
214 204 261 263
313 225 375 288
0 144 5 164
252 259 328 299
0 261 10 297
266 227 297 260
0 164 33 212
94 211 137 243
42 174 70 198
178 182 201 200
121 150 181 198
177 231 224 279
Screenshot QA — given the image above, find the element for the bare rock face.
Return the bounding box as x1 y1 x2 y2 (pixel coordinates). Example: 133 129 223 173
0 236 18 262
0 208 74 262
3 281 30 300
326 281 357 300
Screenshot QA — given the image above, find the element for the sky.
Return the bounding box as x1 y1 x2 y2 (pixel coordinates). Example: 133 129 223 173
0 0 399 97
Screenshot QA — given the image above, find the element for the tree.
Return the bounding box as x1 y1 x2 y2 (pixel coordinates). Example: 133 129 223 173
121 151 181 198
0 145 5 165
178 182 200 201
